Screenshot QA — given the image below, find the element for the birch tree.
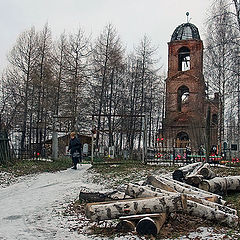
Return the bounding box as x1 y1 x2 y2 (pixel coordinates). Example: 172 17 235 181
5 27 38 153
91 24 124 148
63 28 91 131
204 0 238 152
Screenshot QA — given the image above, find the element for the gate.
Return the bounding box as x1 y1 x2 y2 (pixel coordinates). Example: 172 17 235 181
0 130 13 164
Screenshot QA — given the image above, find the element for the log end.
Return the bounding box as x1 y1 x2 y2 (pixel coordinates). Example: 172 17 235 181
172 170 184 182
136 217 159 236
199 181 210 192
116 220 135 232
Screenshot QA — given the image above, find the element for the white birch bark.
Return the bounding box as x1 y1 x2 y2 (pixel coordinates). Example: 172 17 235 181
172 162 203 181
198 164 216 179
186 200 238 228
126 183 237 216
85 194 185 221
199 176 240 194
148 175 222 203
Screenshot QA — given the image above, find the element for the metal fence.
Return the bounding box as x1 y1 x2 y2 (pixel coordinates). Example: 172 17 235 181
0 130 13 164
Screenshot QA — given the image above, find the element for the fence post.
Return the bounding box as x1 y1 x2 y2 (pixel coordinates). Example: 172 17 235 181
91 115 94 165
142 115 147 164
206 106 211 163
52 115 58 160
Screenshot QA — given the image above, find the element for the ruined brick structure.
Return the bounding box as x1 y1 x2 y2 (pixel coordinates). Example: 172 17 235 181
162 22 219 152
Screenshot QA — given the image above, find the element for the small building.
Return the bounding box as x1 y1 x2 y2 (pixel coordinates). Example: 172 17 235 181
45 134 91 157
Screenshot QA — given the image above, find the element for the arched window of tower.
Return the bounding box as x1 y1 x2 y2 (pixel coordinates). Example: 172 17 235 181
177 85 190 112
176 131 189 141
178 46 190 71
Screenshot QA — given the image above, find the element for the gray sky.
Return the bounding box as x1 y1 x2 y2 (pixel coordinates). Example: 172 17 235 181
0 0 212 73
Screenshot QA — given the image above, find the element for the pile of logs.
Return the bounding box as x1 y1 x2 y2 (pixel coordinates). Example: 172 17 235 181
83 162 239 238
172 162 240 195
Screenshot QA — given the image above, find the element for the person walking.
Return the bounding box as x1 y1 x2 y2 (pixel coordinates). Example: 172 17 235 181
68 132 82 169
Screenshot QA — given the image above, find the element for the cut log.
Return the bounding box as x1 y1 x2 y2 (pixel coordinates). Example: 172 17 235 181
185 175 203 187
186 200 238 228
186 195 237 216
172 162 203 181
126 183 236 216
79 189 127 202
85 194 186 221
146 175 177 193
147 175 222 203
199 176 240 194
136 213 167 236
125 185 238 227
199 165 216 179
116 220 135 232
125 183 176 198
161 175 225 204
185 163 216 186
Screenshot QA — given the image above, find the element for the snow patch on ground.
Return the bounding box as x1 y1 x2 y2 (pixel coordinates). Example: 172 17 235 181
172 226 239 240
0 164 239 239
0 165 143 239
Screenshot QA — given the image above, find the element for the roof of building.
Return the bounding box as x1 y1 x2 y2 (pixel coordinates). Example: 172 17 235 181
171 22 201 42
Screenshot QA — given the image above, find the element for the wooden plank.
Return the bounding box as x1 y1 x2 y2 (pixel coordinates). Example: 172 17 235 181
120 213 162 220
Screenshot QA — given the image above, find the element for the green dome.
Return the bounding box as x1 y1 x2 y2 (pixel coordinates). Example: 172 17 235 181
171 23 201 41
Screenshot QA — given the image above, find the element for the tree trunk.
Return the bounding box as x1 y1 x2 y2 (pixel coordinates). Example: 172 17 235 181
146 175 176 193
184 175 203 187
184 163 216 186
79 190 127 202
172 162 203 181
206 106 211 162
116 220 135 232
85 194 186 221
186 200 238 228
126 183 236 216
136 213 167 236
125 183 177 199
199 165 216 179
147 175 222 203
199 176 240 194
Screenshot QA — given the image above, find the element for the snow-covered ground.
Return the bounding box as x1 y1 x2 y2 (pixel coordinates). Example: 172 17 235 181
0 164 106 240
0 164 239 240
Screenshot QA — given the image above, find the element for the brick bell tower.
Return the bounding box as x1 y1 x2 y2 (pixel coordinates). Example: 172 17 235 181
163 22 208 150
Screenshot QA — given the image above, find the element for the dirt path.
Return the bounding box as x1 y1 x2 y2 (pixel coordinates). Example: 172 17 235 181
0 164 102 240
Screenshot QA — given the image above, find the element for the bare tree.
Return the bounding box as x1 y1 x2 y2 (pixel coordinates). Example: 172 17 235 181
204 0 238 152
91 24 124 148
134 35 159 150
5 27 38 153
62 28 91 131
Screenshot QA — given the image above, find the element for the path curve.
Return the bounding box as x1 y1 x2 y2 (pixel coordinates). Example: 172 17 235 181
0 164 102 240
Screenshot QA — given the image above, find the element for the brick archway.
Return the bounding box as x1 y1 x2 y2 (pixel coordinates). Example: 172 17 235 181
177 85 189 112
176 131 190 148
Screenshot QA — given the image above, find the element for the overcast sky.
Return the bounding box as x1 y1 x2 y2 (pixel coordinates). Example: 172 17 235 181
0 0 212 73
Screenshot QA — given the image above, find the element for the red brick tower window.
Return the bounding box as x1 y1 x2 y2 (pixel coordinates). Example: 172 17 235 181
178 46 190 71
177 85 189 112
212 114 218 125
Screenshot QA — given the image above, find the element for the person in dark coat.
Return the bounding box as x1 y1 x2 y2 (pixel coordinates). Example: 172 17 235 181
68 132 82 170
